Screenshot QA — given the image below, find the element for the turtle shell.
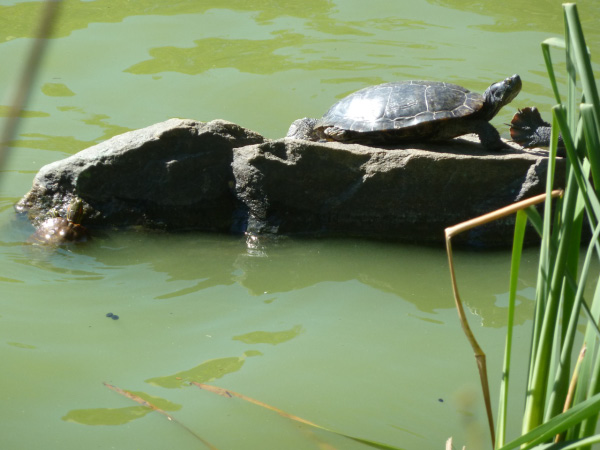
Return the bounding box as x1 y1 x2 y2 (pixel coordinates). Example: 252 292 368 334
316 81 484 142
28 198 90 246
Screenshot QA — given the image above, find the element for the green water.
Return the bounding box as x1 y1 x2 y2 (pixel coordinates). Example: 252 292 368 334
1 1 599 449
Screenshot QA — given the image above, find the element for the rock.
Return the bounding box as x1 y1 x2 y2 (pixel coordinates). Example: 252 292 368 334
16 119 264 230
16 118 563 246
232 136 563 246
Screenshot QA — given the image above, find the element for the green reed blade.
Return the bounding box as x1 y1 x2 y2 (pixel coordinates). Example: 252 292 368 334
564 10 578 132
578 281 600 441
557 435 600 450
562 272 600 341
527 112 562 391
524 205 543 237
541 38 564 104
564 4 600 119
523 106 569 431
554 106 600 225
564 227 600 444
523 168 579 433
522 434 600 450
581 105 600 194
546 221 600 424
496 210 528 448
501 392 600 450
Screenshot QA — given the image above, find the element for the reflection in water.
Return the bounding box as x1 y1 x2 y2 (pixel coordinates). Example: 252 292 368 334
154 278 216 300
62 392 181 426
41 82 76 97
145 351 262 389
233 236 536 325
0 105 49 118
8 133 95 153
233 325 304 345
2 196 542 450
13 246 103 279
7 341 37 349
429 0 599 37
0 0 335 41
9 229 537 326
63 405 152 426
125 32 404 76
245 231 268 258
7 109 132 153
0 275 23 283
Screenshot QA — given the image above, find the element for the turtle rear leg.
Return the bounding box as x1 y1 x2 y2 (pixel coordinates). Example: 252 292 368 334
322 126 354 142
509 107 555 148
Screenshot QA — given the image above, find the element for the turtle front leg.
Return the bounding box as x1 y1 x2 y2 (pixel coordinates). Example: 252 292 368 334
471 121 511 151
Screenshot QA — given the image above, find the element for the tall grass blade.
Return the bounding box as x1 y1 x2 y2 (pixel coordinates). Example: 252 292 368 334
564 4 600 119
563 8 578 132
554 106 600 224
541 38 565 104
527 112 561 399
524 206 544 236
524 434 600 450
580 105 600 192
497 209 528 448
578 280 600 441
523 171 577 433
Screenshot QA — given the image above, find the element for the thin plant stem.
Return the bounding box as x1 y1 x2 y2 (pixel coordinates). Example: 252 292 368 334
0 0 62 172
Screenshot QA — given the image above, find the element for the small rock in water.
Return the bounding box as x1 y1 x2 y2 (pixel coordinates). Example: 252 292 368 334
106 312 113 318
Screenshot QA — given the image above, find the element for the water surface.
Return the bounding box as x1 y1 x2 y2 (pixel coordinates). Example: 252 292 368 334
1 0 599 449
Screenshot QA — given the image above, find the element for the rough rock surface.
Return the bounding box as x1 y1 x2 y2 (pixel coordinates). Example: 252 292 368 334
232 136 563 246
16 118 563 246
16 119 264 230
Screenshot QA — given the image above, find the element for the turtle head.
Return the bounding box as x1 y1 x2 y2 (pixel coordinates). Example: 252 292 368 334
286 117 320 141
482 74 522 120
66 198 84 224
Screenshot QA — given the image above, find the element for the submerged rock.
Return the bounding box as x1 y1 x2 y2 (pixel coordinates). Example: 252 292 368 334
16 118 562 247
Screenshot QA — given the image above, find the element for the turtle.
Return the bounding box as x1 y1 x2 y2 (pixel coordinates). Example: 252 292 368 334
29 197 90 245
286 74 522 151
509 106 565 155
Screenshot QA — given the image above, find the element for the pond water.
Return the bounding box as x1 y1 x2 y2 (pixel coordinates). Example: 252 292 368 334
1 1 599 449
